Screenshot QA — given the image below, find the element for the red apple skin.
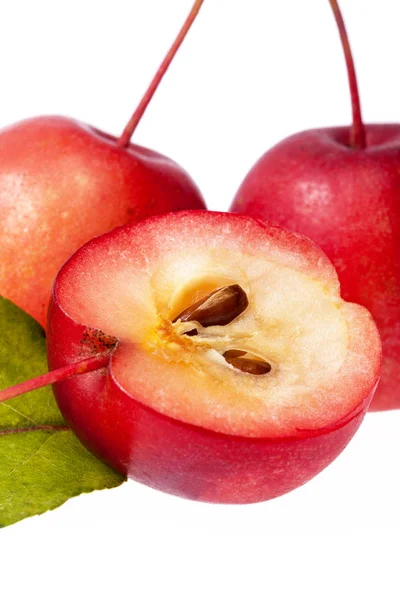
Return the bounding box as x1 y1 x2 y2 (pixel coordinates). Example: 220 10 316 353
46 262 375 505
0 116 205 328
232 124 400 412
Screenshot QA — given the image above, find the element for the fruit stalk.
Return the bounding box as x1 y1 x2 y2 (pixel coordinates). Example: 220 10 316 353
117 0 205 147
328 0 365 149
0 353 110 403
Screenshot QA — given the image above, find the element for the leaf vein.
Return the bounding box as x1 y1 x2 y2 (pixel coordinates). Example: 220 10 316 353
0 402 39 426
0 433 59 480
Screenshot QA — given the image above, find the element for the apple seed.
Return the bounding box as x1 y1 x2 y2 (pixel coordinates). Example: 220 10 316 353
173 284 248 328
223 350 272 375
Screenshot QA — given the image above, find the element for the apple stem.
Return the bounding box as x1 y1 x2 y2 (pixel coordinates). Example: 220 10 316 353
116 0 205 148
0 353 110 404
328 0 366 149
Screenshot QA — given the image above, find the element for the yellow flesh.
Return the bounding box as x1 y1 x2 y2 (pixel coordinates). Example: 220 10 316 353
145 249 348 408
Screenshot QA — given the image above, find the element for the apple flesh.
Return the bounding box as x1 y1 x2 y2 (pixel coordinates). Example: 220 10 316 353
47 211 381 503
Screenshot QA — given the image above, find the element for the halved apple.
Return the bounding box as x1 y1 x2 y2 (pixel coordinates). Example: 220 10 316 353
47 211 381 503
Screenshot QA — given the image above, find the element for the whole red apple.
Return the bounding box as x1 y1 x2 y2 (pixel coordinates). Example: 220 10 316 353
231 0 399 411
0 0 205 328
31 211 378 503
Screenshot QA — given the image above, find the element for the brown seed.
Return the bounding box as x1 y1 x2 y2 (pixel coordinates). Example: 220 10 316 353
184 328 198 336
173 285 248 328
223 352 271 375
223 349 247 359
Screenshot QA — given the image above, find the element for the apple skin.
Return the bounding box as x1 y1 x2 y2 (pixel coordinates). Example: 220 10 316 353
46 212 380 504
0 116 205 328
232 124 400 411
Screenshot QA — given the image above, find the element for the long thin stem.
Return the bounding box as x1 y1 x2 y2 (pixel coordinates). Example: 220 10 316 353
116 0 205 148
328 0 366 149
0 353 110 404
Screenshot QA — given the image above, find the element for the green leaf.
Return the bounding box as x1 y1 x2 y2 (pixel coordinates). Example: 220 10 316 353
0 296 125 527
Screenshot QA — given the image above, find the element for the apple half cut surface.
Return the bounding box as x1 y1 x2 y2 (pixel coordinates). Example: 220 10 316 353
47 211 381 503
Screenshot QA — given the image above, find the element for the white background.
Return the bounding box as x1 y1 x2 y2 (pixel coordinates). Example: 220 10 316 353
1 0 400 598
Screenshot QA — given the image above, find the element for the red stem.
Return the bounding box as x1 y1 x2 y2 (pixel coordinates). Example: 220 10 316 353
116 0 205 148
0 353 110 404
328 0 365 149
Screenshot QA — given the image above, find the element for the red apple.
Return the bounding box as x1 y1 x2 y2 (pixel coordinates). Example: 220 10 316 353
0 0 205 328
10 210 377 504
231 0 400 411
